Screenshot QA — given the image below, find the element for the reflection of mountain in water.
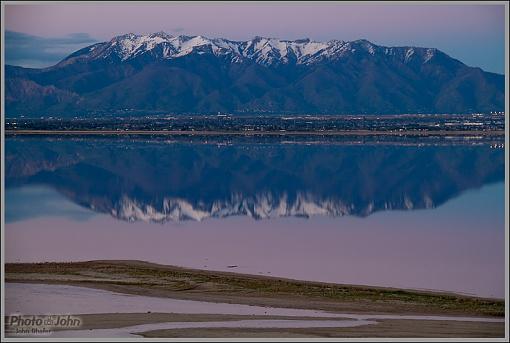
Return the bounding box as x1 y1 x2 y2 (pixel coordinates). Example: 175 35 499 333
5 137 505 222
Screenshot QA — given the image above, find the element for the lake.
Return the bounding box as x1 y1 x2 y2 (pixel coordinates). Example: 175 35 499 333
4 135 506 298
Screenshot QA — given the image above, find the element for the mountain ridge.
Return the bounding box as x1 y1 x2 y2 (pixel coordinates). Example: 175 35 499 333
56 33 450 67
5 32 505 116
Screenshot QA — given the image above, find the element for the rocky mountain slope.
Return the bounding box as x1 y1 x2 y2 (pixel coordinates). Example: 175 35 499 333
5 32 505 116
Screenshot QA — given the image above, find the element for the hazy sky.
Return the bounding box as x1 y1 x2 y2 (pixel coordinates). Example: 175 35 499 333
4 3 507 73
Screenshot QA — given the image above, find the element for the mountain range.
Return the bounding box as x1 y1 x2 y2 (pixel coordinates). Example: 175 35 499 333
5 32 505 116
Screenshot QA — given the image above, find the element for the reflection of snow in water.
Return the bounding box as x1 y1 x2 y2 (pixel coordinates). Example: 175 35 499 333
6 182 505 299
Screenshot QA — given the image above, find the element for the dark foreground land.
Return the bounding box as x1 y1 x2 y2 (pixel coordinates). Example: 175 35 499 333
4 260 505 338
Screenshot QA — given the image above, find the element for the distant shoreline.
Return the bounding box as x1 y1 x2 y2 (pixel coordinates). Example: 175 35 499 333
4 129 506 136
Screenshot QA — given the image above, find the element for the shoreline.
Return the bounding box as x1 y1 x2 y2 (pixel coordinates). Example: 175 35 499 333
4 260 505 338
5 259 502 302
5 310 504 338
5 260 504 317
4 129 506 136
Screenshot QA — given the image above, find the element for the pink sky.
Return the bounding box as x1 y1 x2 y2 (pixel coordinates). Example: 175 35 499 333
4 3 504 41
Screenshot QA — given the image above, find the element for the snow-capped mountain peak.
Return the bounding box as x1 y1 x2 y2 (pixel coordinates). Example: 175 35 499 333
63 32 445 68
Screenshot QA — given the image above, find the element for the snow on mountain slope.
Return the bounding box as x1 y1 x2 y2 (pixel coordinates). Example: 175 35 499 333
96 190 432 223
112 192 352 223
68 32 441 66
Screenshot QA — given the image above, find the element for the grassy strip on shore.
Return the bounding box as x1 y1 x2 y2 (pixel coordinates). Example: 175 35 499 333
5 260 504 317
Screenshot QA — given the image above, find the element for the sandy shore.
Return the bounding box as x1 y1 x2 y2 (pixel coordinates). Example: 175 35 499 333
4 260 505 338
138 318 505 338
5 260 504 316
5 311 504 338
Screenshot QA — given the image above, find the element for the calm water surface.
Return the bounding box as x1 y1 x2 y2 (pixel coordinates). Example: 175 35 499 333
4 135 506 298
